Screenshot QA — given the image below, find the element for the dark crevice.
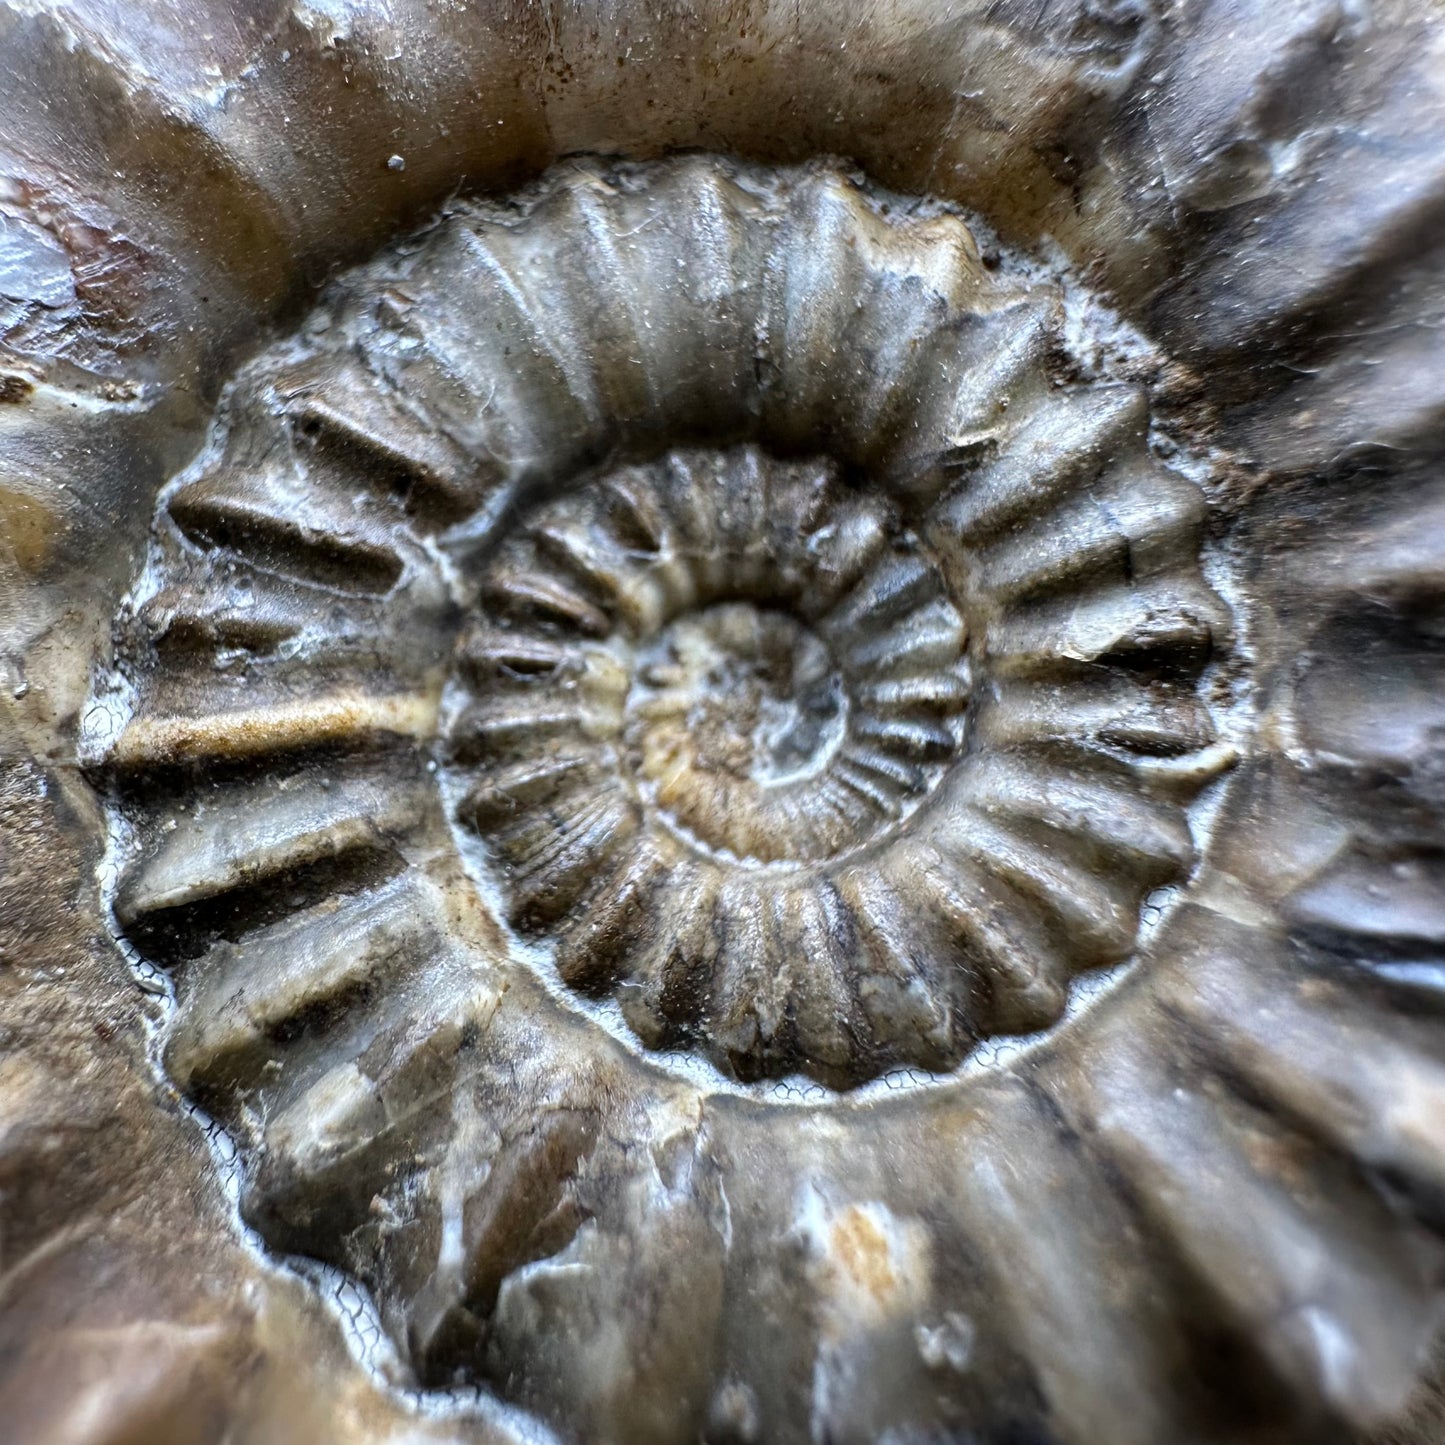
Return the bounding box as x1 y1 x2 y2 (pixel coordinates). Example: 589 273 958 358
170 499 405 596
123 843 409 966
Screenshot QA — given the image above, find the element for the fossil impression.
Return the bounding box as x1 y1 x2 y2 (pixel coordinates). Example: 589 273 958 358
100 158 1236 1098
5 3 1445 1445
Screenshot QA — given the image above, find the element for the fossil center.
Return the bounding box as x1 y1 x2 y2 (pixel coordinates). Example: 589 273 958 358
624 603 854 864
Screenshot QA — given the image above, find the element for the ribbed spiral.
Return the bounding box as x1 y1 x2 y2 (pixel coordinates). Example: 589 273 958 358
97 155 1231 1091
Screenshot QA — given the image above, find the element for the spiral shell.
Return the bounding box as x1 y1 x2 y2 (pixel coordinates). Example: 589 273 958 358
5 3 1445 1444
100 158 1230 1110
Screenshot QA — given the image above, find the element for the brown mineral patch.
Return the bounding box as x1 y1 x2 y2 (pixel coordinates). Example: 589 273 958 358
831 1205 898 1304
0 484 58 572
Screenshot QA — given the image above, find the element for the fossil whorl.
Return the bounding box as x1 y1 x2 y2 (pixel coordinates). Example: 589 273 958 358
452 422 1221 1083
100 158 1230 1099
1 3 1438 1443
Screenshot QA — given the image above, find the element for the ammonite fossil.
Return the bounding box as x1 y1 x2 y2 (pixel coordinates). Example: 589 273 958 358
3 4 1445 1445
